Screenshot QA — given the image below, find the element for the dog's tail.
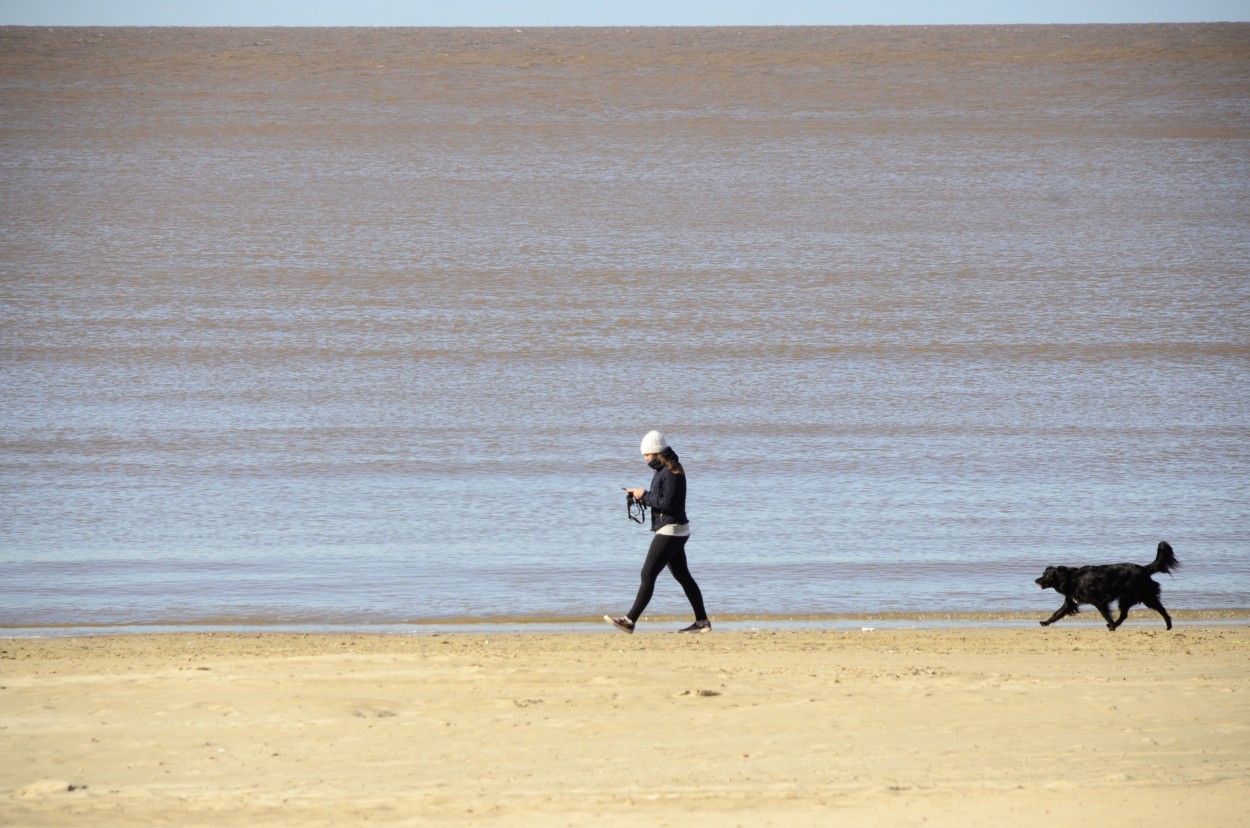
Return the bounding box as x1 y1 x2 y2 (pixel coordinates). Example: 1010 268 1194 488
1148 540 1179 575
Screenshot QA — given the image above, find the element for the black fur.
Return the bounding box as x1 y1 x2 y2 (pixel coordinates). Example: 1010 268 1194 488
1035 541 1179 631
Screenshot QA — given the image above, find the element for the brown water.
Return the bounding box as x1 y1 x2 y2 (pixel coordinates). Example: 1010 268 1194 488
1 25 1248 630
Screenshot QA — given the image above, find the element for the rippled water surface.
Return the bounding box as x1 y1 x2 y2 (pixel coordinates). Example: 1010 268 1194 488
2 25 1248 629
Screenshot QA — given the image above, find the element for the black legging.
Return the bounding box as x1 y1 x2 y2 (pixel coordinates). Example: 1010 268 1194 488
627 533 708 623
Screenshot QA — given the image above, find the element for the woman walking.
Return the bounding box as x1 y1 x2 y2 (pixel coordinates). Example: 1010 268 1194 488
605 430 711 634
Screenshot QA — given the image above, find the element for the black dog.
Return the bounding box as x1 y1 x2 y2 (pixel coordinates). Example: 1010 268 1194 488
1035 541 1179 630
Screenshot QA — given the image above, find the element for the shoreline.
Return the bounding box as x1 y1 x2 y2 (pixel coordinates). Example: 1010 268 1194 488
3 607 1247 638
3 626 1247 826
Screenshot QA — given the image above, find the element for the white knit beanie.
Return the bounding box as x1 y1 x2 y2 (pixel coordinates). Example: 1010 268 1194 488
639 430 669 455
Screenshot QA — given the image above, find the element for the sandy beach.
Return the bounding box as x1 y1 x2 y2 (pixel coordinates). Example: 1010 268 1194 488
2 623 1247 826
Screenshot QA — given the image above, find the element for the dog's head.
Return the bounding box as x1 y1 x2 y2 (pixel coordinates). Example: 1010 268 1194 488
1035 566 1071 592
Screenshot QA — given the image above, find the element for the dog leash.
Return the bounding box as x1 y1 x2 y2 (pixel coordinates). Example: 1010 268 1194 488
625 490 647 524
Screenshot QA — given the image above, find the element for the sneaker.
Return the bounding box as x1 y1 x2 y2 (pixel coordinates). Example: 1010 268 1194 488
604 615 635 634
677 619 712 633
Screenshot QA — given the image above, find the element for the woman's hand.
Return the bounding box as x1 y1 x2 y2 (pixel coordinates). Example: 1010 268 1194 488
626 488 646 501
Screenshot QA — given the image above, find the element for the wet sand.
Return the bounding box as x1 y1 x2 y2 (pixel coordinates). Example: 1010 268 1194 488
2 626 1247 826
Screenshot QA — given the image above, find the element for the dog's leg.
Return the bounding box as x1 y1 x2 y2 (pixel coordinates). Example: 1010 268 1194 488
1142 596 1173 630
1110 604 1130 630
1040 600 1077 626
1093 603 1118 630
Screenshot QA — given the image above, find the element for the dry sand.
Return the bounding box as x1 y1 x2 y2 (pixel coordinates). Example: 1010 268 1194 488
2 623 1248 826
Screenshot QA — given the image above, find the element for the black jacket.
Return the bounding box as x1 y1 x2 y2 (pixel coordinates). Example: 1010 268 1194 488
642 457 688 532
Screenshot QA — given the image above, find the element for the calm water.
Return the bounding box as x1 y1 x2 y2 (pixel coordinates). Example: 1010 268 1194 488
2 25 1248 630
